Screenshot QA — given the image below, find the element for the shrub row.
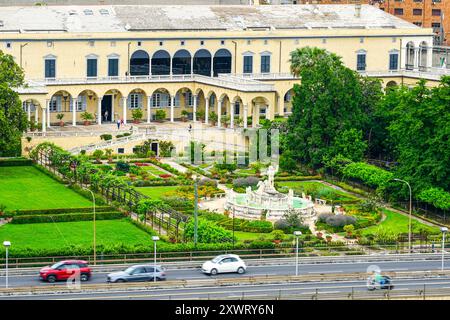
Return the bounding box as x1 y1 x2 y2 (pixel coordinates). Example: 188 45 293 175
417 188 450 211
0 158 33 167
274 175 322 181
133 179 190 187
342 162 393 189
10 206 114 216
200 213 273 233
11 212 126 224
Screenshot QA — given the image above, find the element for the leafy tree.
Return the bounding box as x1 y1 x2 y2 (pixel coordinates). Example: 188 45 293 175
331 128 367 162
0 51 27 156
184 218 234 243
286 47 382 168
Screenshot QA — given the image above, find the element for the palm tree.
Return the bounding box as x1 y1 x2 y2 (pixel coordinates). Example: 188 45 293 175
105 148 113 163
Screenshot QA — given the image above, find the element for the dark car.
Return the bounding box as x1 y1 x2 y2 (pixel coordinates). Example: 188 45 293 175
39 260 91 283
367 275 394 291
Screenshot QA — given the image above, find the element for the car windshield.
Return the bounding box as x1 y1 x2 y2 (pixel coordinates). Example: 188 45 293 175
212 256 225 263
50 262 64 269
124 266 136 274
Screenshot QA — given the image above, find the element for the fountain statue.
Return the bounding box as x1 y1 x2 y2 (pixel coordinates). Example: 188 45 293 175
225 164 314 222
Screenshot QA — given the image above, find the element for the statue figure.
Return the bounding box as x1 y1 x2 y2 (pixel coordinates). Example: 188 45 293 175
266 165 276 188
256 181 265 194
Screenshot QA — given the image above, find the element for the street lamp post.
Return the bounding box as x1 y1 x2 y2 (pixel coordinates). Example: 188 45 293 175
83 188 96 265
152 236 160 282
294 231 302 276
193 175 199 248
393 178 412 253
3 241 11 289
441 227 448 271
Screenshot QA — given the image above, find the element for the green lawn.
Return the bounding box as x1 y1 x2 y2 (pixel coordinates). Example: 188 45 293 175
0 219 152 251
361 209 440 235
0 166 92 210
135 186 180 199
277 181 359 203
142 165 169 176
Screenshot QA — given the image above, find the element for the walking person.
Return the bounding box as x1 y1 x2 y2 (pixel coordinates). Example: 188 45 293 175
116 119 120 130
120 118 124 127
104 110 109 122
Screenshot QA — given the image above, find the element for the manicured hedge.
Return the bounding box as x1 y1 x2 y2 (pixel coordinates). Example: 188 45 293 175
342 162 393 189
200 212 273 233
418 188 450 211
0 158 33 167
274 175 322 181
11 212 126 224
11 206 114 216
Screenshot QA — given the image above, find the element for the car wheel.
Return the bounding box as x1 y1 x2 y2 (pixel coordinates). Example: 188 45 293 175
210 268 218 276
80 274 89 282
47 275 56 283
237 267 245 274
115 279 125 283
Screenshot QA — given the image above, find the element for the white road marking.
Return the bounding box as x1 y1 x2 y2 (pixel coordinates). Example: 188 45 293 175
308 270 343 274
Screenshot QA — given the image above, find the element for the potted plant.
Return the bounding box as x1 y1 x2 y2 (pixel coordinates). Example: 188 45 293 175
235 117 243 127
81 111 94 126
316 232 323 239
196 110 205 121
181 110 189 122
222 115 230 128
155 109 166 123
56 113 65 127
104 148 113 164
132 109 143 124
28 120 37 132
209 111 218 126
92 149 104 164
326 235 333 243
271 230 284 244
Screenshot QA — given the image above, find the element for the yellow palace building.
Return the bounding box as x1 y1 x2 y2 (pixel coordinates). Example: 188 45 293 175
1 4 446 132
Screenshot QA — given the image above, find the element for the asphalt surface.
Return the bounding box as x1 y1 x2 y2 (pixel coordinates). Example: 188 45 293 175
1 277 450 300
0 260 450 299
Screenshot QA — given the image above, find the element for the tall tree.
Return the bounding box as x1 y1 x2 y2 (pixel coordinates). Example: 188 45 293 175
0 51 27 156
286 47 381 168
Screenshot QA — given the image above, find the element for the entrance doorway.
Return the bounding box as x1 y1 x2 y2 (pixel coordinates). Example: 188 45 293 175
101 95 112 122
151 142 158 156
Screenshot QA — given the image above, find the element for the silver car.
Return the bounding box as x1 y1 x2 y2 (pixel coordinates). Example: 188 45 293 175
107 265 166 283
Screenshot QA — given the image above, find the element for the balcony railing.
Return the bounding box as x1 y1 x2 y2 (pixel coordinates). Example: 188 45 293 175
28 74 274 92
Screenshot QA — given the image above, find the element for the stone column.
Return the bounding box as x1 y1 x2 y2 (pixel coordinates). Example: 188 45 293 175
122 96 127 125
217 99 222 128
97 97 102 125
230 102 234 129
42 107 46 132
190 56 194 75
111 95 115 122
414 48 420 70
46 100 50 128
170 57 173 76
170 95 175 122
147 95 151 123
205 97 209 125
27 102 31 122
72 97 77 126
210 56 214 77
35 106 38 124
252 104 258 128
193 95 197 122
243 104 248 129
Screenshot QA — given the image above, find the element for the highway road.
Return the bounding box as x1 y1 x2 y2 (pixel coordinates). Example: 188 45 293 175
1 277 450 300
0 255 449 294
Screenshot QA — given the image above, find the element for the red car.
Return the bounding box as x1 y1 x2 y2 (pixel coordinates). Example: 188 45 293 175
39 260 91 283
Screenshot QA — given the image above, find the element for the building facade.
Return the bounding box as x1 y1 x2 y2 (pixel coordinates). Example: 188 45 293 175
0 4 441 132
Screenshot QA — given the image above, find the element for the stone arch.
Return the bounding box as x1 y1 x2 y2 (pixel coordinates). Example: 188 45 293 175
172 49 191 75
406 42 415 70
130 50 150 76
213 49 232 76
175 87 194 108
251 96 270 121
152 50 171 75
419 41 428 71
151 88 172 111
386 80 398 88
193 49 212 76
49 90 73 113
102 89 125 122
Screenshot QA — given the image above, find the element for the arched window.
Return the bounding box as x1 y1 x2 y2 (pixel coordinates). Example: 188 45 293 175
193 49 212 76
172 50 191 75
406 42 415 70
130 50 149 76
213 49 232 76
152 50 171 75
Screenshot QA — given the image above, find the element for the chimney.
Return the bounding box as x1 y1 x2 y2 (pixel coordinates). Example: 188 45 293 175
355 3 362 18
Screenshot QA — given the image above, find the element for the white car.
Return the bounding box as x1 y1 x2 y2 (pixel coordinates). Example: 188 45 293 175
201 254 247 275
